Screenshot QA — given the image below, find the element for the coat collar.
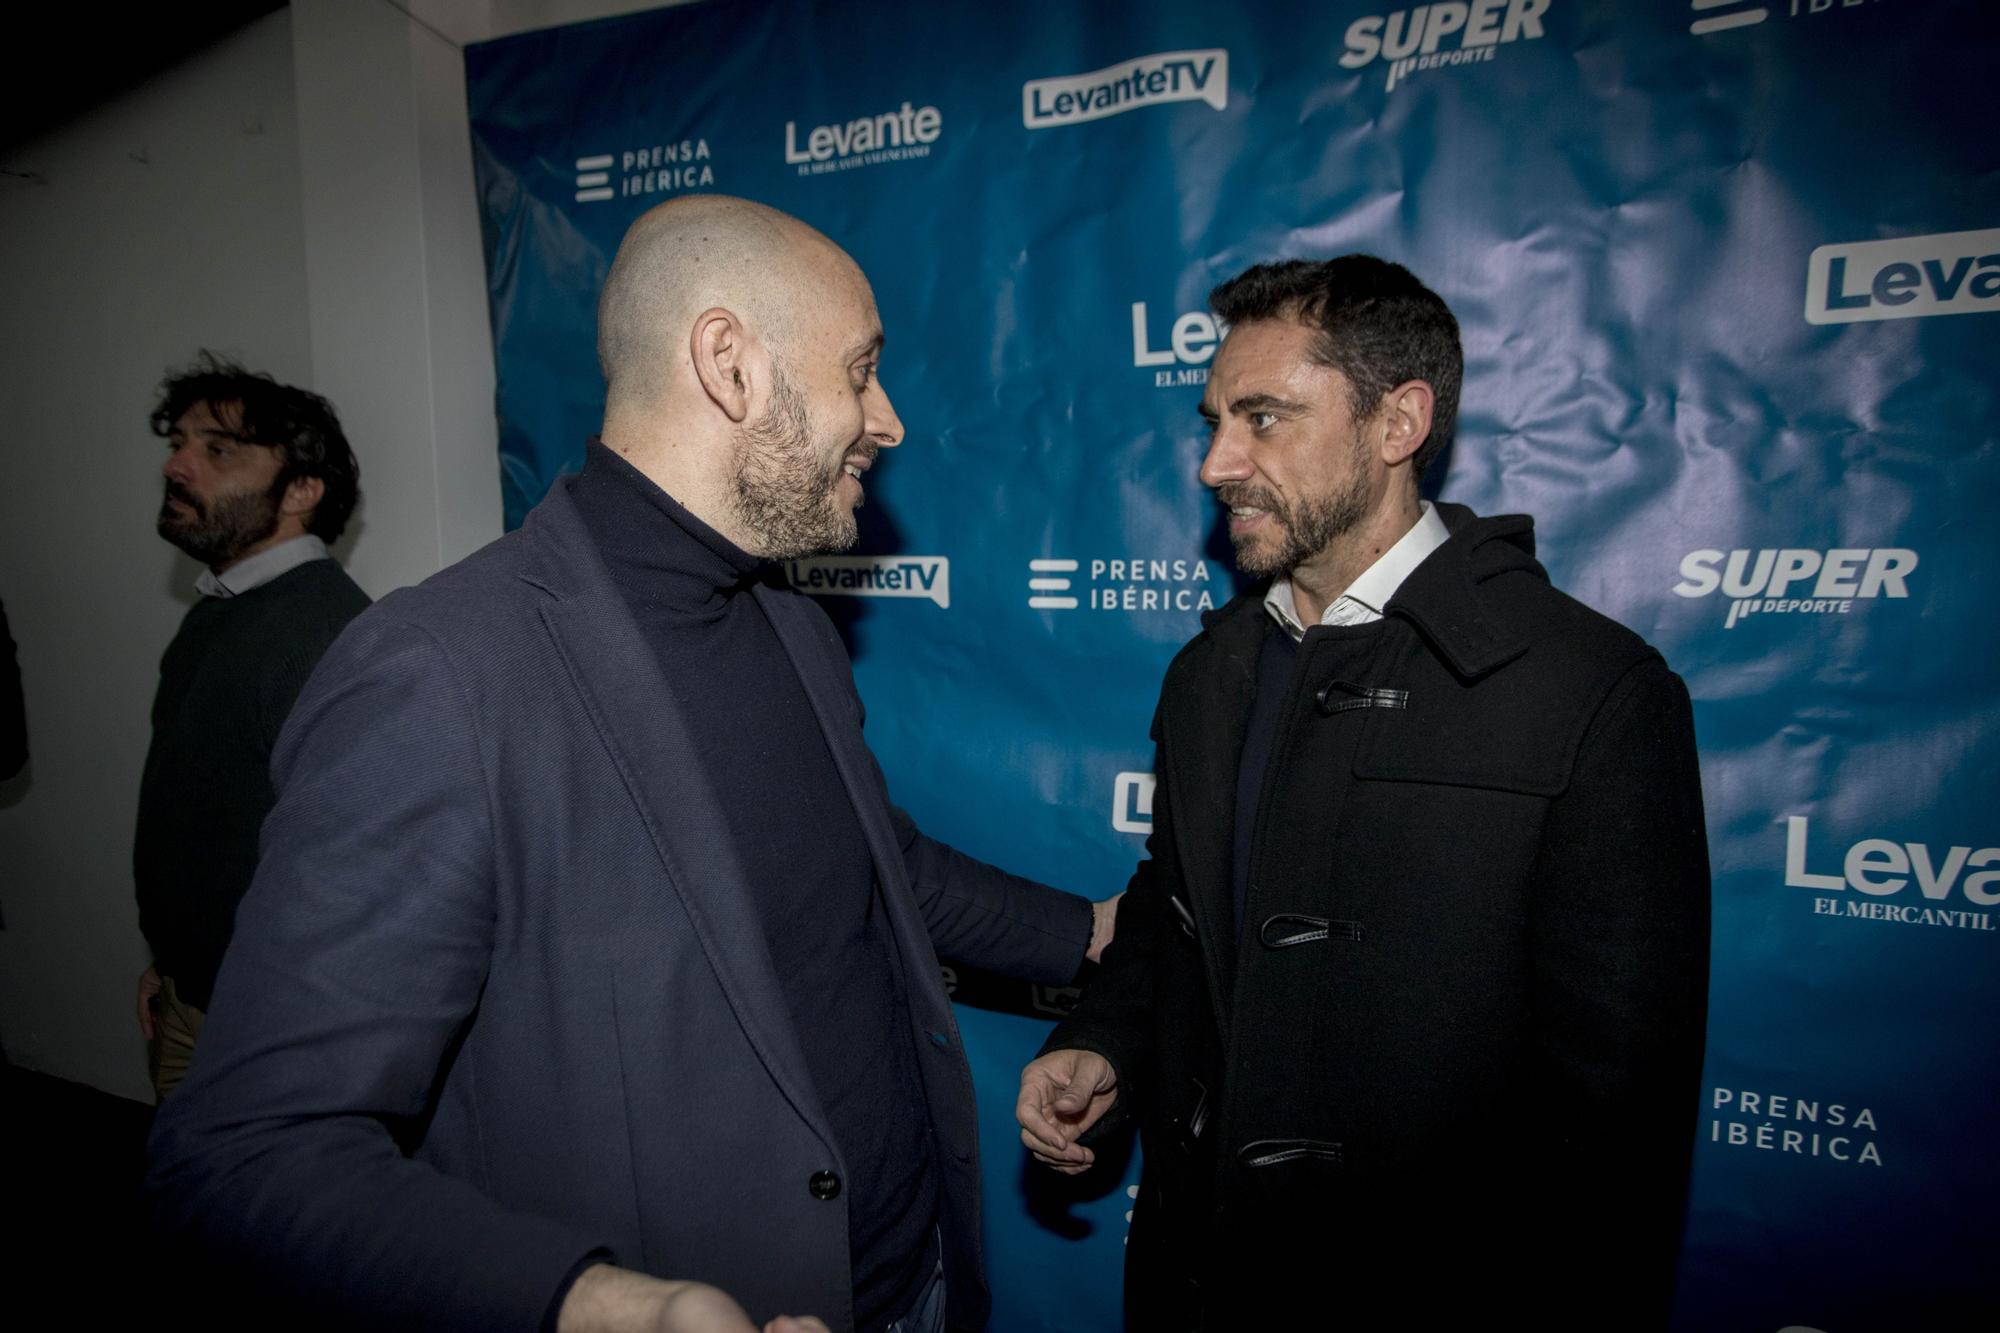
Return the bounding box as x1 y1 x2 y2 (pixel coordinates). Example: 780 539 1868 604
1195 502 1539 683
1382 502 1537 681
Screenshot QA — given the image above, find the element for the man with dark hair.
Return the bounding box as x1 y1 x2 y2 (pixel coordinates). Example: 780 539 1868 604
135 354 369 1100
148 199 1114 1333
1020 255 1710 1328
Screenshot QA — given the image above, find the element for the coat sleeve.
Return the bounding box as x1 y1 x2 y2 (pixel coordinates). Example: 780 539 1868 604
144 613 610 1331
1527 653 1711 1311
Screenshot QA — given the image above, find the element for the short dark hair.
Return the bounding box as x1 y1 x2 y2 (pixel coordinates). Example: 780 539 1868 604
149 352 361 542
1209 255 1462 475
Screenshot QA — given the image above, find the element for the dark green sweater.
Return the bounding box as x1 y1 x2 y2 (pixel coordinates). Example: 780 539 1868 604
135 559 370 1009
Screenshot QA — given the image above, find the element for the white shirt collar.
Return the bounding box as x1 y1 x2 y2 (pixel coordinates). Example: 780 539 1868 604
196 534 331 599
1264 501 1451 639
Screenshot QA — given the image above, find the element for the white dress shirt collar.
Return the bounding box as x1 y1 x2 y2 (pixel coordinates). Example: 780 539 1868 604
1264 501 1451 639
196 534 331 599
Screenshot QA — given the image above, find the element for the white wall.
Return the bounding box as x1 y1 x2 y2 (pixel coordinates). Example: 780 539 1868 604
0 11 316 1098
0 0 680 1099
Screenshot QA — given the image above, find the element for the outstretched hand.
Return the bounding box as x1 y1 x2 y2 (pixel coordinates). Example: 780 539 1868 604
1017 1047 1119 1174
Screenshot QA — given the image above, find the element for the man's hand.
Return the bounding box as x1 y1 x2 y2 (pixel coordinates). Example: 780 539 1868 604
1017 1048 1119 1174
558 1264 829 1333
137 965 162 1040
1085 892 1123 964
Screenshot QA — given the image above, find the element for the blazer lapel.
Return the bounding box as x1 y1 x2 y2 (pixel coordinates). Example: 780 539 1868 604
522 485 836 1150
753 584 950 1009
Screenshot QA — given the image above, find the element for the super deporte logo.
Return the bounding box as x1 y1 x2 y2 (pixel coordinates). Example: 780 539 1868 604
1339 0 1550 94
785 102 942 176
1022 50 1228 130
1673 547 1916 629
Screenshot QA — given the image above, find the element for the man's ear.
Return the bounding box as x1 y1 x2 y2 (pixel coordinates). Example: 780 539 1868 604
690 306 754 424
280 474 324 521
1377 380 1435 468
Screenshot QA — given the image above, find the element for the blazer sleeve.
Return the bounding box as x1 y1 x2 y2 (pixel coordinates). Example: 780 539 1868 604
145 613 610 1331
788 587 1094 984
891 800 1093 985
1527 654 1711 1310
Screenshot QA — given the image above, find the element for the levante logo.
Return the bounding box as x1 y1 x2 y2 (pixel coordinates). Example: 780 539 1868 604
1022 50 1228 130
1785 816 1997 933
784 102 942 176
1131 300 1224 388
1339 0 1550 94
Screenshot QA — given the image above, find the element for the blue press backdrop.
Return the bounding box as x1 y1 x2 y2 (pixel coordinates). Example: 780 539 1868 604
465 2 2000 1329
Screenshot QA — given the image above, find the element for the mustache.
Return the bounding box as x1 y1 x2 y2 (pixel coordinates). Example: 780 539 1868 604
161 480 204 516
1214 483 1280 513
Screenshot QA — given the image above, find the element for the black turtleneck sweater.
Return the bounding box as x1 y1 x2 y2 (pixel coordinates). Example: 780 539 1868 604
570 443 939 1331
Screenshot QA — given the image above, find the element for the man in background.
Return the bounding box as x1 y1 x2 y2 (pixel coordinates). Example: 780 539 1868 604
1020 256 1710 1329
135 354 368 1099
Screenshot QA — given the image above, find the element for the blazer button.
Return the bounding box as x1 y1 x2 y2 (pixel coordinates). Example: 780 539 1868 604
808 1170 842 1201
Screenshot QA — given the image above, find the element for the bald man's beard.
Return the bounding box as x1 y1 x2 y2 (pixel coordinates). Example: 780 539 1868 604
729 367 865 560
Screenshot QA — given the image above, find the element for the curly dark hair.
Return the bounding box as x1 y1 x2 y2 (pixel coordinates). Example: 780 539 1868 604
1209 256 1462 476
149 352 361 542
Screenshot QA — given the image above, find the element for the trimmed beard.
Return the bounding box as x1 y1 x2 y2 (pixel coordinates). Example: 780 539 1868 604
1217 443 1373 577
728 364 863 561
157 476 285 569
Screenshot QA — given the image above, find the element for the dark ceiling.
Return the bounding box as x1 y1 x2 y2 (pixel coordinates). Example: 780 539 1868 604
2 2 286 155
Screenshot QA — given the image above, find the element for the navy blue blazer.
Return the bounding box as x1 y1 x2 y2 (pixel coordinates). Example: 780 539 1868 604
146 478 1091 1331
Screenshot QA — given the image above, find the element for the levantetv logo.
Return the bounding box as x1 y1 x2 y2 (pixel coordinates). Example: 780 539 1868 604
1673 547 1915 629
1022 50 1228 130
1112 772 1156 835
1805 228 2000 325
785 556 949 608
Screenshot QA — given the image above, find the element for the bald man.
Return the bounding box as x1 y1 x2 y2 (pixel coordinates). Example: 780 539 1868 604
146 197 1113 1333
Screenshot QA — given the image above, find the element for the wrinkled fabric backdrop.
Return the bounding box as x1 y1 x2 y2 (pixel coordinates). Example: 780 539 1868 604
464 2 1999 1329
